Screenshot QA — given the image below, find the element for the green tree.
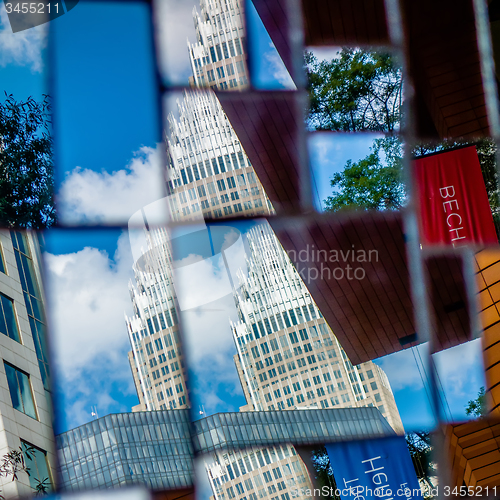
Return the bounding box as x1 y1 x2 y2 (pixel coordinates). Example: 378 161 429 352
305 48 402 132
465 386 487 417
323 136 404 211
0 94 55 228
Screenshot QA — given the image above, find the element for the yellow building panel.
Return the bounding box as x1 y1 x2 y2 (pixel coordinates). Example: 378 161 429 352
487 281 500 303
478 288 494 310
480 306 500 329
475 250 500 274
478 261 500 287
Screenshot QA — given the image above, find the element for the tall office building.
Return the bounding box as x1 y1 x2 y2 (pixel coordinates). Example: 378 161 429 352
126 228 185 412
231 224 404 433
188 0 249 91
125 1 404 499
0 231 55 498
165 90 272 222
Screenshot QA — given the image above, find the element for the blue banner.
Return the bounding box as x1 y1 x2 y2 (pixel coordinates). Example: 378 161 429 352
325 436 421 500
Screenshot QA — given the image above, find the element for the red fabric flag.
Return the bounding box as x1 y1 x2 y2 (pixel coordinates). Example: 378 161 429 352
413 146 497 246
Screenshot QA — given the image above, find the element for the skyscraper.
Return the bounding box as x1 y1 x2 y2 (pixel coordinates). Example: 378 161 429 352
0 230 55 497
188 0 249 91
125 1 405 499
231 224 404 433
165 90 272 222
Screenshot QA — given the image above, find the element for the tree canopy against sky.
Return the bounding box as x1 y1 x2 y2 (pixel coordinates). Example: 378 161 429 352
0 94 55 228
307 48 499 222
305 49 402 133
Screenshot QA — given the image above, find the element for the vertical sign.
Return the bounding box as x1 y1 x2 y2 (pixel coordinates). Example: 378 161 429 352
413 146 497 246
325 436 421 500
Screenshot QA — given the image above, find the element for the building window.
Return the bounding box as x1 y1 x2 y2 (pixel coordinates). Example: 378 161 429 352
21 442 51 492
4 363 37 419
12 232 50 387
0 245 5 274
0 294 20 343
374 393 382 402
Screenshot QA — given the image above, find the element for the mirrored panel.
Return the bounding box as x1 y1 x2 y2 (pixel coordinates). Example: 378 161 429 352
308 132 401 212
49 1 164 226
304 47 403 133
404 0 491 140
413 142 499 249
302 0 390 47
163 90 275 221
245 0 295 90
154 0 249 91
432 340 487 423
1 15 54 229
370 344 437 433
216 91 307 213
425 253 473 351
43 228 138 435
195 445 314 500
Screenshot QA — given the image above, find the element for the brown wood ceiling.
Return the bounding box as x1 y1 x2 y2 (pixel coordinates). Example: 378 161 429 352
447 419 500 488
269 213 472 365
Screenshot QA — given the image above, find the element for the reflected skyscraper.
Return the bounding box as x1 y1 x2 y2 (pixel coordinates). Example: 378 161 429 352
231 224 403 433
124 1 405 500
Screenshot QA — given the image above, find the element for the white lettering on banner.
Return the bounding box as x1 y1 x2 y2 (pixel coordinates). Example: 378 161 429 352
439 185 467 246
343 477 365 500
362 456 394 499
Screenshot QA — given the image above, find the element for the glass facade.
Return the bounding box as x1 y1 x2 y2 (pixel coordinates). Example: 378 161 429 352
4 362 37 419
57 410 193 492
56 407 393 492
11 231 51 390
21 441 52 492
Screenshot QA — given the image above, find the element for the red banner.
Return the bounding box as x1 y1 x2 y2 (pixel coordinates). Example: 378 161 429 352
414 146 497 246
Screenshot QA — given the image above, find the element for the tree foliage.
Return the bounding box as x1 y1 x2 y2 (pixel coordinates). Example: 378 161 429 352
465 386 487 418
405 432 435 492
305 49 402 132
323 136 405 211
310 447 339 500
0 445 50 498
0 94 55 228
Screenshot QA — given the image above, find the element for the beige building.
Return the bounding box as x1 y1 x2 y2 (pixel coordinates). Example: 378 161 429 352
0 230 56 498
125 1 404 498
231 224 404 435
206 444 311 500
188 0 248 91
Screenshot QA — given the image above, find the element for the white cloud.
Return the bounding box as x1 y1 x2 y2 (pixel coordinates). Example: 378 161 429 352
263 44 296 90
433 339 485 400
181 293 245 413
57 144 167 225
308 46 342 62
44 232 137 428
375 344 431 392
0 4 47 72
155 0 198 85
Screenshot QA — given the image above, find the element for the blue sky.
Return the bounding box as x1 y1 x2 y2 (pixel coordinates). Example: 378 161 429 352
1 0 486 435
